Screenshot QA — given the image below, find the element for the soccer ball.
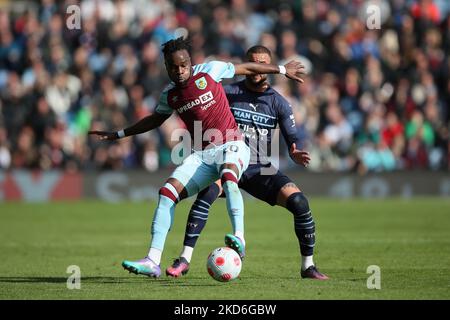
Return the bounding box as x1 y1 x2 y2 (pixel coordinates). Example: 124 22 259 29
206 247 242 282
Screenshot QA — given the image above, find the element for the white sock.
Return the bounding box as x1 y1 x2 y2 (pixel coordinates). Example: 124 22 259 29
235 231 245 246
302 255 314 271
180 246 194 263
148 247 162 265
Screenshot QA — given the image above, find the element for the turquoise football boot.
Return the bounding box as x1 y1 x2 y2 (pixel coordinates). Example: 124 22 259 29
122 257 161 278
224 234 245 260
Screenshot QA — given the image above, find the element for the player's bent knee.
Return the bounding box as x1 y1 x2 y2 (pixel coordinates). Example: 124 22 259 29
220 168 239 185
166 178 189 200
286 192 310 216
220 163 240 177
159 183 180 203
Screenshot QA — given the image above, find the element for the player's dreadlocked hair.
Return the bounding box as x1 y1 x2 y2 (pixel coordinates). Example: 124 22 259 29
162 37 191 61
246 45 272 59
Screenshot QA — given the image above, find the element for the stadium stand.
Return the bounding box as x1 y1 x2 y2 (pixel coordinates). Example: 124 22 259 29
0 0 448 173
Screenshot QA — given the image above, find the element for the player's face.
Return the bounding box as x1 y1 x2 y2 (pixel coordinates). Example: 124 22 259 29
247 53 271 86
165 49 192 86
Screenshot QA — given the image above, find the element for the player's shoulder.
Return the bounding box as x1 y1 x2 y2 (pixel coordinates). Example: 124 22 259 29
192 61 235 78
268 86 292 110
224 80 245 94
158 83 176 103
193 60 227 71
161 82 176 94
156 83 177 113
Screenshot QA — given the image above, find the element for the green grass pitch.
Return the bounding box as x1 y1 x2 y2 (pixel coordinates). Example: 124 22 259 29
0 198 449 299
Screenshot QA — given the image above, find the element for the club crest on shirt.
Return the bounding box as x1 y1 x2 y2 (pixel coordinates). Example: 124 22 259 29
195 77 207 90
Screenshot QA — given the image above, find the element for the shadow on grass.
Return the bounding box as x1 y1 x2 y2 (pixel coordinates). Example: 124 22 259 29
0 276 218 287
0 276 138 284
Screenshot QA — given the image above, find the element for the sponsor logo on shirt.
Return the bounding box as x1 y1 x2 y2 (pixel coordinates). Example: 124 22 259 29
238 123 269 140
177 91 216 113
231 108 275 127
199 91 213 104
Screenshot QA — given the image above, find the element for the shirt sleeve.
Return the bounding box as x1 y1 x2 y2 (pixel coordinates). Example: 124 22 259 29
277 95 298 148
154 87 173 115
193 61 236 82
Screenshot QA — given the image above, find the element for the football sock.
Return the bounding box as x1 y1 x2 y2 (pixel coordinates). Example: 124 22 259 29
285 192 315 257
183 183 221 248
149 184 178 261
148 248 162 265
302 255 314 271
180 246 194 263
221 169 245 238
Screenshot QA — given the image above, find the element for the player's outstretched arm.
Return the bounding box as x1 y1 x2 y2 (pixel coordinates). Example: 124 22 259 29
289 143 311 167
88 112 171 141
234 60 307 83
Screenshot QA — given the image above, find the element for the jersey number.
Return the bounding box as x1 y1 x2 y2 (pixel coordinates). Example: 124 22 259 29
224 145 239 155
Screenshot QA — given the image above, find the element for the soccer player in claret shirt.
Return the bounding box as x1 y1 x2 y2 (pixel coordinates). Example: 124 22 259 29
89 37 307 277
166 45 328 280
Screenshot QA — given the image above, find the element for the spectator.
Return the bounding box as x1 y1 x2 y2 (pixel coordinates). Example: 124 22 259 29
0 126 11 169
0 0 447 173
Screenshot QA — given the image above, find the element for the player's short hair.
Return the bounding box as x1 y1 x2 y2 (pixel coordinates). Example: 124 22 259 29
246 45 272 59
162 37 191 61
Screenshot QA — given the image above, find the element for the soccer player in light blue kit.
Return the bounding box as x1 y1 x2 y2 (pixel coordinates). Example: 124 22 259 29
89 38 307 277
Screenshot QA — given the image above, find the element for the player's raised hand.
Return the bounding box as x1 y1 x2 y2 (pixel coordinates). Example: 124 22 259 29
284 61 307 83
88 130 119 141
289 143 311 167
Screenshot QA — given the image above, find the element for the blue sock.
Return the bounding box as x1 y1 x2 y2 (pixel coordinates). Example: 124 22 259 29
183 183 221 248
151 194 176 251
221 171 244 235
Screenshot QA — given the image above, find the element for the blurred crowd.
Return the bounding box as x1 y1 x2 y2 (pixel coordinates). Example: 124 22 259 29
0 0 449 173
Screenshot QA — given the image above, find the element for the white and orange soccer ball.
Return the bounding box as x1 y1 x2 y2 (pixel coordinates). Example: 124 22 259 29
206 247 242 282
